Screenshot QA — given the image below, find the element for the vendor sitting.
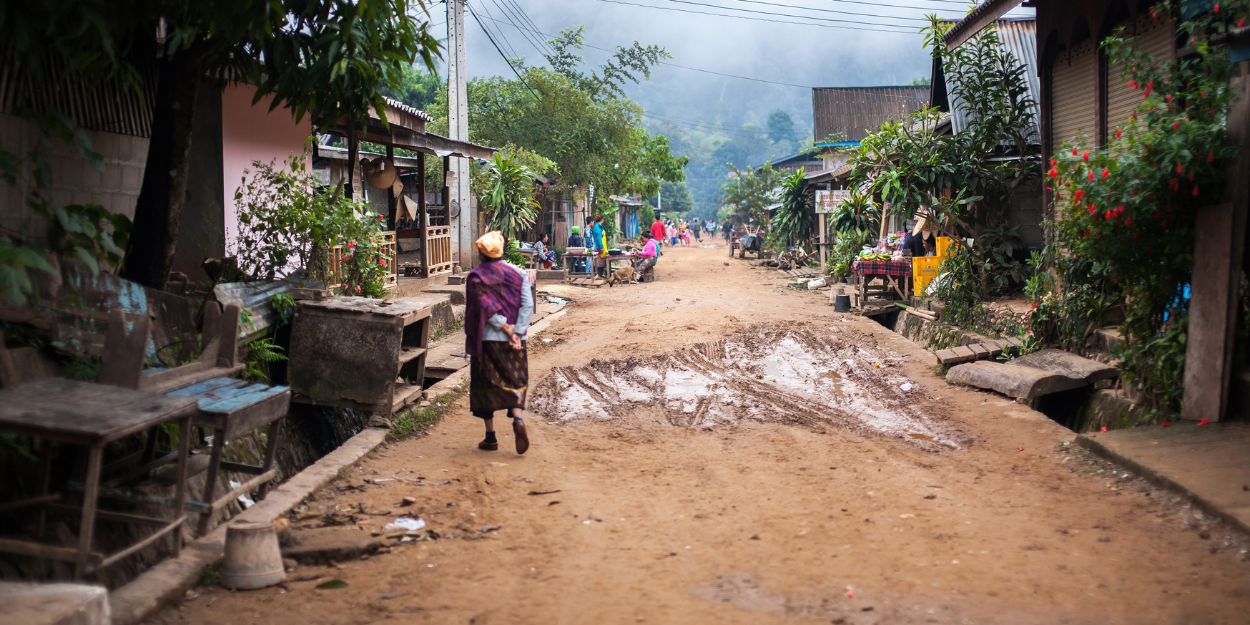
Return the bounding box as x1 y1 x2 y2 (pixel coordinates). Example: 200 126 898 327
533 233 557 267
634 231 659 280
567 227 589 273
904 211 938 257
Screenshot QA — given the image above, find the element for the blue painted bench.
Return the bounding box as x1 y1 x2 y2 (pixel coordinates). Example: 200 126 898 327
168 377 290 534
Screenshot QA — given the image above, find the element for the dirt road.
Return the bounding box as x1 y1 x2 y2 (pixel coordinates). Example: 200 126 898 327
155 244 1250 625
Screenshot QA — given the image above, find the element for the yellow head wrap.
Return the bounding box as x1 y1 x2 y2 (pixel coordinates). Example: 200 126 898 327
476 231 505 259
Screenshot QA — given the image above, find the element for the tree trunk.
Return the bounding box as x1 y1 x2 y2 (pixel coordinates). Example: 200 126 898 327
121 47 207 289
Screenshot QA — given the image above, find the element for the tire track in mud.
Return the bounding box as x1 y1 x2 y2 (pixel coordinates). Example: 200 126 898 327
529 326 961 452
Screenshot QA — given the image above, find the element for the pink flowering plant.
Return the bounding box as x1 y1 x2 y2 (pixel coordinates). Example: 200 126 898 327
1028 1 1240 411
332 212 390 299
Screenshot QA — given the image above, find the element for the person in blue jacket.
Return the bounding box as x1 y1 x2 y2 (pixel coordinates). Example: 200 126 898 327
591 215 606 278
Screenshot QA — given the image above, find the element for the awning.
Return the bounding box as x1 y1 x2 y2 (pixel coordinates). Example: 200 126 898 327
326 98 495 160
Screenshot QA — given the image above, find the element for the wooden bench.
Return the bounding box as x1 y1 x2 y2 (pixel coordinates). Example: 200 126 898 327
102 303 291 535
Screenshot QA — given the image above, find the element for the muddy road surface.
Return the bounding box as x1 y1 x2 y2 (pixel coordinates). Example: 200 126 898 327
154 244 1250 625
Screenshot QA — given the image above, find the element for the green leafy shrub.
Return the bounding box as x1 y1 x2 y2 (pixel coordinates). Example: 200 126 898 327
233 151 389 297
1033 1 1239 412
768 168 816 250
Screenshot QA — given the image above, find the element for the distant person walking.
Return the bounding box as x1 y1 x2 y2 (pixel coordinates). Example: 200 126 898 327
465 231 532 455
650 216 667 251
667 221 677 246
722 219 733 242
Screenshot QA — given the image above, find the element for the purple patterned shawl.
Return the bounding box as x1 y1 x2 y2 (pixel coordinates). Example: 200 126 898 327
465 258 523 359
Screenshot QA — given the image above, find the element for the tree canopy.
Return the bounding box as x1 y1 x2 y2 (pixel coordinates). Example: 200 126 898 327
448 27 687 207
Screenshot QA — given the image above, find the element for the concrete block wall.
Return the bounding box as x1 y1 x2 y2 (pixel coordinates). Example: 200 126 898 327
0 112 147 241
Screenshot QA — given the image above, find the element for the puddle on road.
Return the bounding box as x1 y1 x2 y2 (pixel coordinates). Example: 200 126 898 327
530 327 959 451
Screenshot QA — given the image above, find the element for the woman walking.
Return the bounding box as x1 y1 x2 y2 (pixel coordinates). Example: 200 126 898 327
465 231 533 454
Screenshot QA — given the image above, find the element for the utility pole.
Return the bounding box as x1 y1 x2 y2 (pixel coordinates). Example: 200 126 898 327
447 0 473 269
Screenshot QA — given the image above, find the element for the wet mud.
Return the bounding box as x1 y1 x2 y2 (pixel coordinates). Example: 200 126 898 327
530 326 960 452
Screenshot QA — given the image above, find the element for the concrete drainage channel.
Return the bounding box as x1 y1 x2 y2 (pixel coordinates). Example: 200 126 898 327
862 307 1133 431
530 325 963 452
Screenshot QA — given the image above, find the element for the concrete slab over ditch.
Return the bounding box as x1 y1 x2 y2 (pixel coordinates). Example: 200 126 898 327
1077 421 1250 534
945 349 1117 401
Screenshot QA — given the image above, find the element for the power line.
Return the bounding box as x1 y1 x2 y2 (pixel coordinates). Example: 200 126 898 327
503 0 557 55
595 0 919 33
492 0 555 57
815 0 973 7
486 0 549 58
693 0 946 23
475 1 524 61
466 3 541 97
473 13 935 97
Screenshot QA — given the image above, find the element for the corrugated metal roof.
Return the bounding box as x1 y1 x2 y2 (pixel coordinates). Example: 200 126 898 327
384 97 435 123
945 18 1040 144
811 86 930 142
943 0 1021 51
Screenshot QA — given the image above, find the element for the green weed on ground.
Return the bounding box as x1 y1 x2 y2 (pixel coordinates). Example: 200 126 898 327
388 382 468 441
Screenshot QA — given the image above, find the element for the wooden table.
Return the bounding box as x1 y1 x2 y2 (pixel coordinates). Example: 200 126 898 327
0 378 198 578
851 259 913 302
562 251 594 276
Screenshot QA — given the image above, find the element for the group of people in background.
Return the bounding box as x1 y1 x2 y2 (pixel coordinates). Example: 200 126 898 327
646 217 717 247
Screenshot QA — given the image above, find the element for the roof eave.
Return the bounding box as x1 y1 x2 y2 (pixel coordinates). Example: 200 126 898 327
943 0 1023 51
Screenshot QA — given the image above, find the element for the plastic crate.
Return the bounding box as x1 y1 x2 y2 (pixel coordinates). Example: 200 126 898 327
913 256 942 293
936 236 960 257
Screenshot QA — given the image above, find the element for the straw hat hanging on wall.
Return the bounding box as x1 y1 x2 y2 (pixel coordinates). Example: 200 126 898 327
362 156 398 189
361 155 406 201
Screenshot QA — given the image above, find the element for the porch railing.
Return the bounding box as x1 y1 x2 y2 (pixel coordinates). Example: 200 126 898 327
326 231 399 291
427 226 453 274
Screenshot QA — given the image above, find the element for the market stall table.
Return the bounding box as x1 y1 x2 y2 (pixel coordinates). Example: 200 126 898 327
561 249 594 277
0 378 198 578
851 259 913 303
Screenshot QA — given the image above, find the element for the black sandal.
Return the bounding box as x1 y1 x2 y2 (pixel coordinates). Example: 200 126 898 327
512 418 530 455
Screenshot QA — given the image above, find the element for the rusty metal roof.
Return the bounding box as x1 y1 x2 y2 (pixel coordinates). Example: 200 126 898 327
811 86 930 143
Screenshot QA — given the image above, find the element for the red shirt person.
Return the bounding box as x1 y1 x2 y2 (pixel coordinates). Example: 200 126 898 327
650 218 667 243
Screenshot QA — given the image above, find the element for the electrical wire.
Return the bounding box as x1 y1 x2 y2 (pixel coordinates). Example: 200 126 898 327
466 3 541 97
502 0 557 55
490 0 555 57
687 0 943 23
475 1 524 61
594 0 918 33
473 13 935 98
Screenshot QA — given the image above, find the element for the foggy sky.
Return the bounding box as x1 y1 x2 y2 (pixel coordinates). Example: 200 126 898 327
424 0 1034 144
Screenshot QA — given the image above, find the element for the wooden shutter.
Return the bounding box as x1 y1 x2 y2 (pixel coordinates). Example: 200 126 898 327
1106 13 1175 135
1051 40 1099 155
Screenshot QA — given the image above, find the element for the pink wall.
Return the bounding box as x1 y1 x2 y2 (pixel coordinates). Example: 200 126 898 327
221 83 311 246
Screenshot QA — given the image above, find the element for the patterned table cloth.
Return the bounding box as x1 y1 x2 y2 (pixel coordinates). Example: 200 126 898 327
851 259 912 276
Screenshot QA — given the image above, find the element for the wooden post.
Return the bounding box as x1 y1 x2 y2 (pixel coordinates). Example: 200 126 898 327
443 155 452 271
75 445 103 579
346 126 358 200
1181 62 1250 422
418 154 430 278
819 212 827 273
385 145 397 231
